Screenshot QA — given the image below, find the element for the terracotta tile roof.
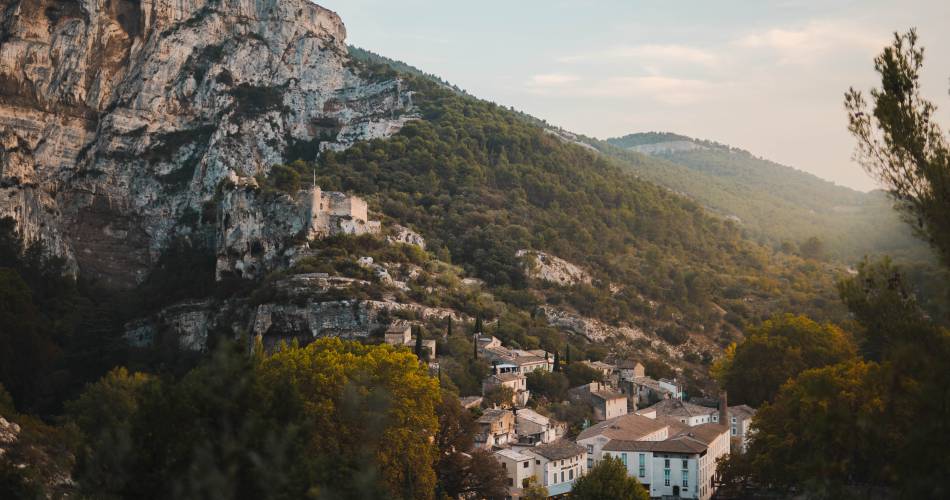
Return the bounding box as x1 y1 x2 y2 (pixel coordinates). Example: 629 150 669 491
643 399 717 419
477 408 512 423
577 413 668 442
528 439 587 461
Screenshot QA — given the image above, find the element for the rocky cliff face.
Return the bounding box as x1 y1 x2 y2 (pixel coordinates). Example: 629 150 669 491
0 0 412 287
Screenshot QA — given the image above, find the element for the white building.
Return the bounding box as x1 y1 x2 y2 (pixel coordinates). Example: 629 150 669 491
495 440 588 498
637 399 718 427
496 448 537 497
602 423 730 500
577 413 672 471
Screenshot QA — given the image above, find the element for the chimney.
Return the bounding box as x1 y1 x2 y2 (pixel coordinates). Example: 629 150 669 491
719 391 728 425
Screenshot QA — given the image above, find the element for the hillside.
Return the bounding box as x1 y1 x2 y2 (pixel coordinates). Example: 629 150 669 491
603 133 935 265
0 0 852 420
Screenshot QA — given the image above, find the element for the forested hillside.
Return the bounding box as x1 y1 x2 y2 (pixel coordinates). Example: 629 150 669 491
603 133 932 264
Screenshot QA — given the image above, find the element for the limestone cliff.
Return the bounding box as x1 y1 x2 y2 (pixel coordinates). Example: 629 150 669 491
0 0 412 287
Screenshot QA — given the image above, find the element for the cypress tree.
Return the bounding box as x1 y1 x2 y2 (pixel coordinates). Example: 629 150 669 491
474 315 483 334
447 317 453 337
414 326 424 359
553 350 561 373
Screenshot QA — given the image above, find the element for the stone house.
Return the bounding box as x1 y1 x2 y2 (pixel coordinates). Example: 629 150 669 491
475 408 515 449
513 408 557 445
569 382 628 421
483 372 530 407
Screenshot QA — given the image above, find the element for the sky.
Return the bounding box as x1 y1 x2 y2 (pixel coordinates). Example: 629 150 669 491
318 0 950 192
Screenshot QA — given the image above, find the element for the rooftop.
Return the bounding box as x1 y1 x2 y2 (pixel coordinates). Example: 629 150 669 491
642 399 717 419
477 408 512 424
528 439 587 461
496 448 533 461
729 404 756 419
515 408 551 426
577 413 668 442
603 438 706 454
488 372 524 383
672 423 729 445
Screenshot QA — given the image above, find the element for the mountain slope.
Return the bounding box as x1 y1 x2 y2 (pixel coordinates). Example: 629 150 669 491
0 0 850 379
603 133 933 264
0 0 412 288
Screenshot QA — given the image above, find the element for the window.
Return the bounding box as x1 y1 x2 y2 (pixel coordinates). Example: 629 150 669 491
588 458 593 468
682 460 688 469
639 454 645 466
523 461 529 469
587 444 593 454
664 459 670 468
561 471 565 483
569 469 574 480
502 463 507 470
732 425 737 436
664 468 670 486
682 467 689 487
621 453 628 466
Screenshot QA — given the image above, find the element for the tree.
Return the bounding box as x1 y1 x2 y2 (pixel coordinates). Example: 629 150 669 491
553 350 561 373
414 327 425 360
798 236 825 261
571 456 649 500
564 363 603 388
526 370 569 402
746 360 892 496
482 385 514 408
521 477 549 500
846 29 950 266
474 316 483 334
713 314 856 407
446 317 453 337
565 343 572 364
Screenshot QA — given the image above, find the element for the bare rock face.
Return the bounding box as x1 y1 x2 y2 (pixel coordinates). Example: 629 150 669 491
517 249 592 287
0 0 411 288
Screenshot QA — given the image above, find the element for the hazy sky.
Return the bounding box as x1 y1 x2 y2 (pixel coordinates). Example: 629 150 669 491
319 0 950 192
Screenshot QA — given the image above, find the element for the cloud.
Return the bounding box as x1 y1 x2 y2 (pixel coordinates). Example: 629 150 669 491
526 73 582 88
735 20 885 64
558 43 720 66
525 73 714 105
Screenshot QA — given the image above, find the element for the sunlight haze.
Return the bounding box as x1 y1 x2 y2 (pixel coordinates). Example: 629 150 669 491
322 0 950 192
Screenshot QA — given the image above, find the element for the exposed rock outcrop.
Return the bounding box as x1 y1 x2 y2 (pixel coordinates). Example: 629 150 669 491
540 306 646 343
125 273 466 351
517 249 592 286
0 0 412 287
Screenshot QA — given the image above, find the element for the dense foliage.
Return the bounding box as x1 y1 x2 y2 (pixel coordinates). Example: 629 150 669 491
298 71 845 339
67 339 440 500
712 314 856 407
718 31 950 498
570 456 649 500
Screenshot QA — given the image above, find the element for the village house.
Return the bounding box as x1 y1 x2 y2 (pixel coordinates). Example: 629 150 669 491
638 399 718 426
577 413 673 470
630 376 683 406
582 360 616 382
495 448 536 498
526 440 588 497
458 395 483 410
479 342 553 375
569 382 628 421
475 408 516 449
513 408 558 445
383 322 436 359
601 422 730 500
483 371 531 407
724 404 755 451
